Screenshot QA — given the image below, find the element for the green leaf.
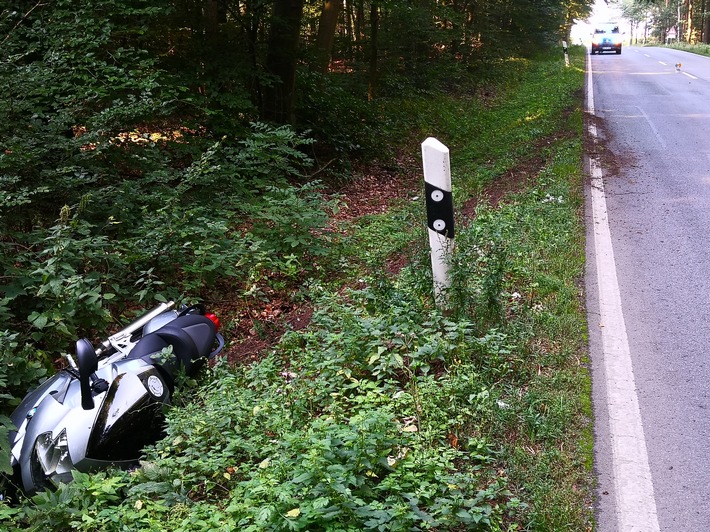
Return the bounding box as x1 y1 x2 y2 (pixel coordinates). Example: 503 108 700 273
292 472 312 484
30 313 48 329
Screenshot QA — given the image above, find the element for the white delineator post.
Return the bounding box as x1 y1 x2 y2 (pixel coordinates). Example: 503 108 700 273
562 40 570 67
421 137 454 307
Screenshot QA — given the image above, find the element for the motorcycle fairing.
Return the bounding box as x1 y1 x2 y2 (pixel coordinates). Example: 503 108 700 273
14 365 168 493
7 303 221 495
17 381 96 494
86 368 168 461
10 371 78 468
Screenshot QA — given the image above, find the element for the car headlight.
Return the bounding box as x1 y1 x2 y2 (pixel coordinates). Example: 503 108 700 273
32 430 74 486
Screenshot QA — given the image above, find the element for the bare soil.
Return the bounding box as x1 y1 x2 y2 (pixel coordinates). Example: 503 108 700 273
221 138 557 365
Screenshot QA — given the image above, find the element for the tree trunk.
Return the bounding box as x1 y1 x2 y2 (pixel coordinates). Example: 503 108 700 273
344 0 354 59
262 0 305 124
356 0 366 62
245 0 263 111
367 2 378 101
314 0 342 73
355 0 365 45
414 0 433 80
198 0 220 95
204 0 219 37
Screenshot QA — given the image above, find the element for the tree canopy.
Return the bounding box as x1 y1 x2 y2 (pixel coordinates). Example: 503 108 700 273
615 0 710 43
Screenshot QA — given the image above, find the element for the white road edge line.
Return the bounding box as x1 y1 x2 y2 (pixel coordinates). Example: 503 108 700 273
682 71 698 80
636 106 667 149
587 51 661 532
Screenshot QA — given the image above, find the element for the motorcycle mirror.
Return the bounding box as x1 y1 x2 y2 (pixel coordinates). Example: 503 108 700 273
76 338 98 410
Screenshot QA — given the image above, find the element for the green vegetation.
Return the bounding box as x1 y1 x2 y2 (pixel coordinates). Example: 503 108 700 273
1 0 597 528
1 44 593 530
666 42 710 57
618 0 710 45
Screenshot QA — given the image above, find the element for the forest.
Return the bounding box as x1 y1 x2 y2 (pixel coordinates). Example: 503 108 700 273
3 0 598 530
618 0 710 43
614 0 710 44
1 0 593 402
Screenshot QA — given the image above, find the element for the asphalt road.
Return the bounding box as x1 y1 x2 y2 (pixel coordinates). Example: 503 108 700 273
587 46 710 531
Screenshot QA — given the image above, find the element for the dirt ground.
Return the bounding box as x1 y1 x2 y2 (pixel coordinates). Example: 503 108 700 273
221 136 558 365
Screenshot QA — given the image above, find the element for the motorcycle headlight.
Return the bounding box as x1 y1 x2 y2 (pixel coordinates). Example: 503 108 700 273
33 430 74 485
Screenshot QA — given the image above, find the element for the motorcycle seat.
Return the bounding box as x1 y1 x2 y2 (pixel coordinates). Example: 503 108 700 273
128 314 216 376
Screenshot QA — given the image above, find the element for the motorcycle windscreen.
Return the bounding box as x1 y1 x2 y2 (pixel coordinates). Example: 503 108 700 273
86 370 168 461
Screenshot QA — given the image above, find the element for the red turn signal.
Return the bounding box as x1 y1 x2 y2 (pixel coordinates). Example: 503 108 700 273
205 313 221 331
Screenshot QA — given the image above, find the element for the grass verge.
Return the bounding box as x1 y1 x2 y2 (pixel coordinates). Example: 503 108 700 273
665 42 710 57
2 48 594 531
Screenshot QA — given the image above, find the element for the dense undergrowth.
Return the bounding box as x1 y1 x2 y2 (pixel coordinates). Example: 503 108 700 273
1 48 593 530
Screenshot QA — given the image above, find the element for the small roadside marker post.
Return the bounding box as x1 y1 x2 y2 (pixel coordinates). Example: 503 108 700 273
562 41 569 67
421 137 454 309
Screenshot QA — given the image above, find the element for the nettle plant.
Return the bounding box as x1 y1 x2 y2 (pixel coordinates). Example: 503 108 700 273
0 211 125 358
125 282 522 528
5 275 526 531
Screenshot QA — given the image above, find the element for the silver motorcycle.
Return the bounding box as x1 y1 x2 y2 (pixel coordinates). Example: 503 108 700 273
7 301 223 495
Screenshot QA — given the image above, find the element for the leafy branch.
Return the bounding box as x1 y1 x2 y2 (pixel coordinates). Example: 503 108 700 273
1 2 47 46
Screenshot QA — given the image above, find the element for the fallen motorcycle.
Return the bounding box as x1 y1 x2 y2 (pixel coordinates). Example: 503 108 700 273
6 301 223 495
